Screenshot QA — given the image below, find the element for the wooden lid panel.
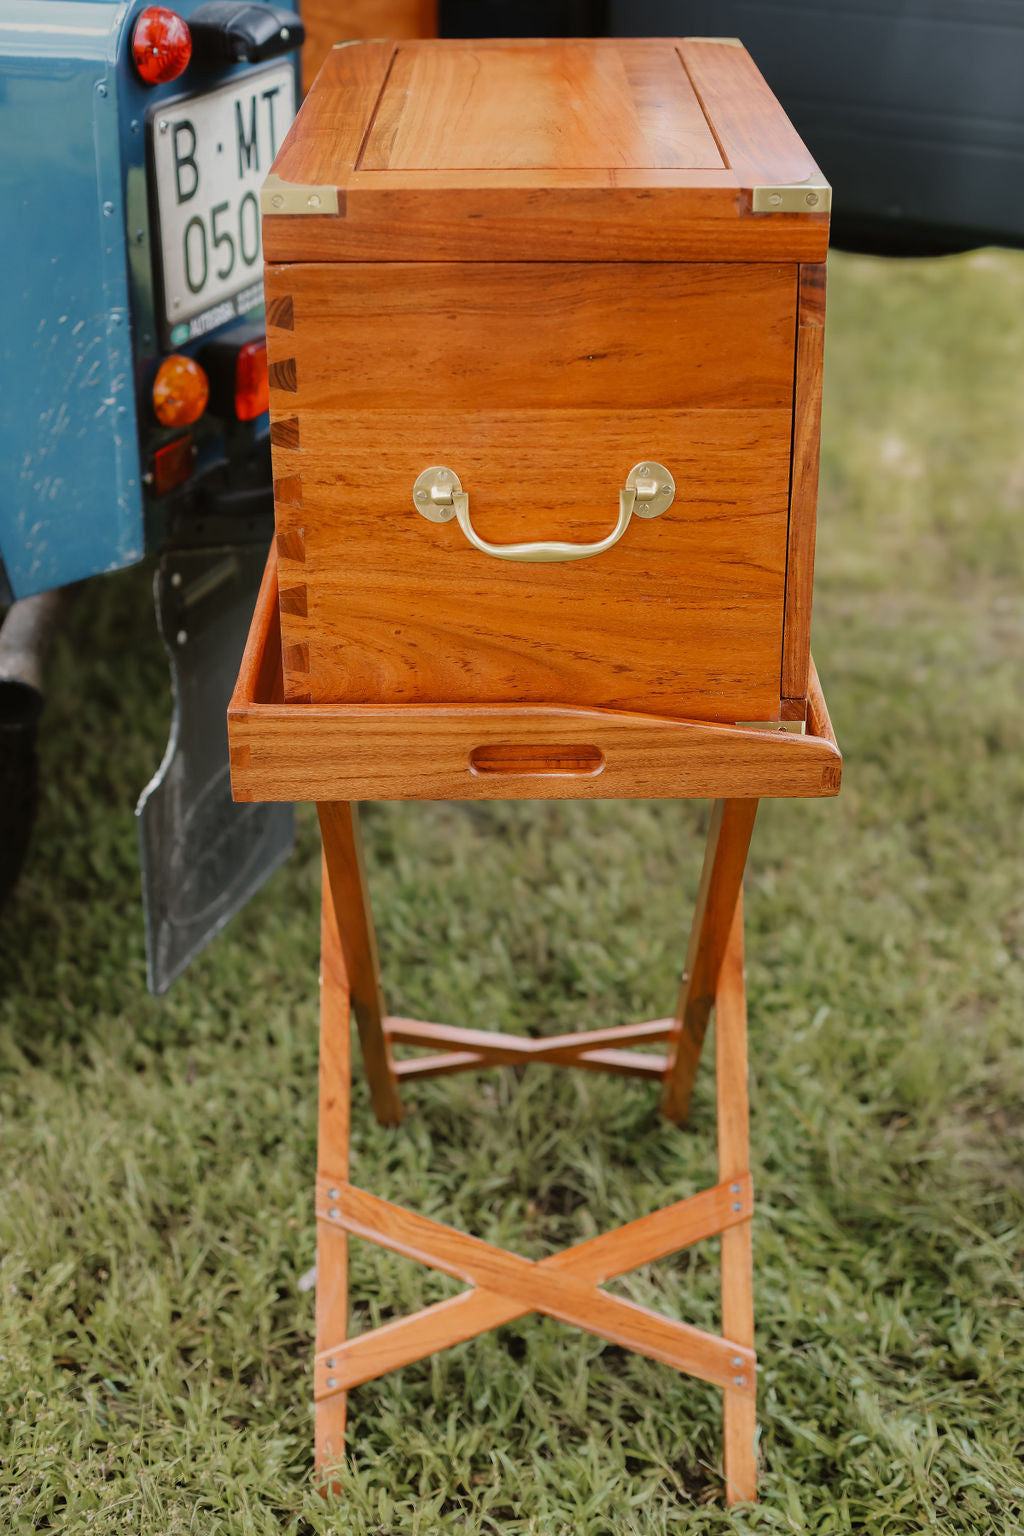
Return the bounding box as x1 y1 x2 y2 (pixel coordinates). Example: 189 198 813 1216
678 37 818 188
360 41 725 172
272 38 395 187
265 37 829 262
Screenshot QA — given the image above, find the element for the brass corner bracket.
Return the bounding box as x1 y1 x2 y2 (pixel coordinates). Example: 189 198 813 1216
751 173 831 214
261 174 339 217
734 719 807 735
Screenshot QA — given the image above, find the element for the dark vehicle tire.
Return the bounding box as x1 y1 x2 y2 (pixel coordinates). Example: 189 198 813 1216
0 681 42 910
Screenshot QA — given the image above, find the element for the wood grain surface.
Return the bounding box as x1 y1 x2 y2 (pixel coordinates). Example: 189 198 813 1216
317 803 402 1126
264 39 830 263
661 799 759 1124
266 259 797 720
678 37 821 193
715 896 758 1505
384 1015 672 1081
781 263 827 701
314 1179 756 1394
360 40 724 171
227 551 842 804
314 859 351 1473
312 1172 753 1396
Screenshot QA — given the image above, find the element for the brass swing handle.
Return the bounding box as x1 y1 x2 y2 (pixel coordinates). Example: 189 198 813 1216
412 463 675 564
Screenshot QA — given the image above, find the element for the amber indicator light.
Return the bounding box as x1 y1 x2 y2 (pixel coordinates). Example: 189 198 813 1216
132 7 192 85
234 339 269 420
152 354 209 427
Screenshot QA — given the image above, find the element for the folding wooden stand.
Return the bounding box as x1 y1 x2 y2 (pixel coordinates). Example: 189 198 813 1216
229 552 842 1507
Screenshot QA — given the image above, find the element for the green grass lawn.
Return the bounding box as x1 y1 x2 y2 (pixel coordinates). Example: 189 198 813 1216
2 249 1023 1534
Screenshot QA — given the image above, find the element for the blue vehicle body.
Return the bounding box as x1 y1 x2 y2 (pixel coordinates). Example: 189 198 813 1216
0 0 300 989
1 1 142 596
0 0 299 598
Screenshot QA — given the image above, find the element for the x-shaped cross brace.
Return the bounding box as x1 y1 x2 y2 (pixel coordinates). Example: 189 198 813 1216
384 1015 673 1082
313 796 761 1504
313 1173 755 1399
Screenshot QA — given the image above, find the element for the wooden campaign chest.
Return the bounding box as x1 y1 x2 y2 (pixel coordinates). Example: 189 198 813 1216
261 37 829 726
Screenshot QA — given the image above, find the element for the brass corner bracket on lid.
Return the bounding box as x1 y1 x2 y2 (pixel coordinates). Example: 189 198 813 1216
751 173 832 214
734 719 807 735
261 173 339 216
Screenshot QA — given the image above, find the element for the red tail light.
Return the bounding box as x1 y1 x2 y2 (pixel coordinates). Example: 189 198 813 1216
151 434 194 496
234 339 269 420
132 7 192 85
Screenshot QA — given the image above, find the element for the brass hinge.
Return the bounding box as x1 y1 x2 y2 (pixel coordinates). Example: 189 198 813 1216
734 719 806 735
261 173 339 217
752 173 831 214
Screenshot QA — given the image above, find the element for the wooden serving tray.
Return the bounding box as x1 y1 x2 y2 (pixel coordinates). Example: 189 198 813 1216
228 549 842 804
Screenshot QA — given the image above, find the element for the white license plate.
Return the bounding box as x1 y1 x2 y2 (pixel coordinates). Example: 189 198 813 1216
150 63 296 345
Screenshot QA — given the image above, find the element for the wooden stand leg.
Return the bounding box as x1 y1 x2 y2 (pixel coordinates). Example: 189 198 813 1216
660 798 758 1124
315 855 351 1479
312 796 759 1502
716 893 757 1505
317 802 402 1127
